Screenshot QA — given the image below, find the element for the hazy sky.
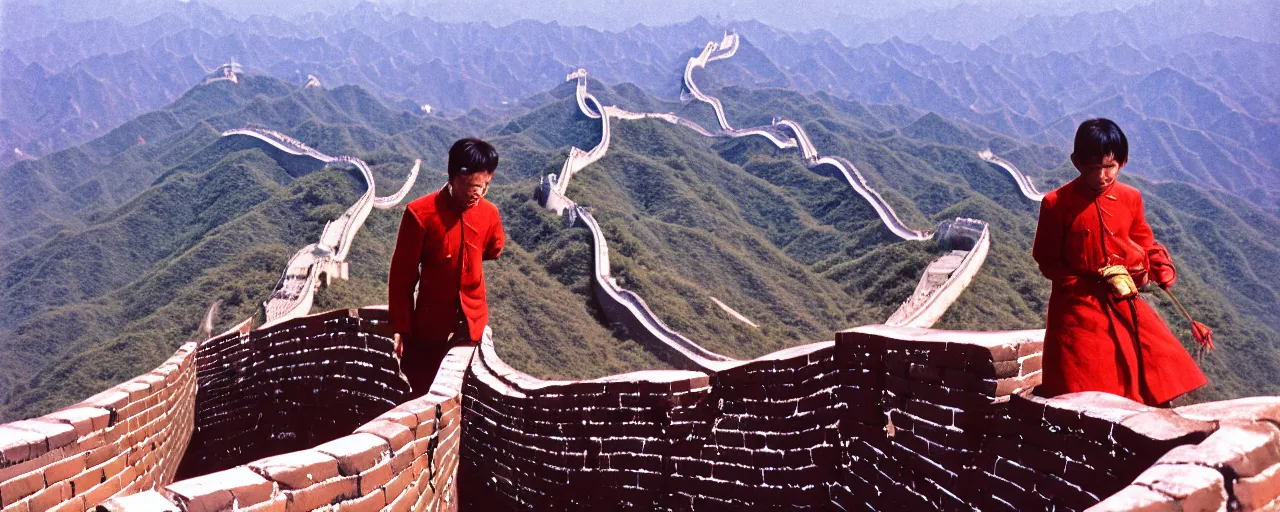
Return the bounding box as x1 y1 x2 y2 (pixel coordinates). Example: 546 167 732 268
7 0 1161 31
389 0 1159 29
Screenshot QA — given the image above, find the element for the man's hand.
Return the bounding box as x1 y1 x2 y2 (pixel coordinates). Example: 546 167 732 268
1130 266 1149 289
1099 265 1139 300
1148 243 1177 289
393 333 404 358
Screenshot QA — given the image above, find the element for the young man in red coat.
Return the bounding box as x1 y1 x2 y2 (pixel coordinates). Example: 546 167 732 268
389 138 505 396
1032 118 1209 406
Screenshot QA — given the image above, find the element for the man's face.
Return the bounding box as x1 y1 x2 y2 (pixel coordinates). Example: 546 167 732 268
1073 153 1125 192
449 170 493 210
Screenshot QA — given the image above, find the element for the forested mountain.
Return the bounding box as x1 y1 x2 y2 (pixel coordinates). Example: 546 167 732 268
2 68 1277 421
3 0 1276 209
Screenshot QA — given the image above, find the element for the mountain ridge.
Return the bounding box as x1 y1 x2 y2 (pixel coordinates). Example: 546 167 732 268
3 4 1275 209
3 69 1276 420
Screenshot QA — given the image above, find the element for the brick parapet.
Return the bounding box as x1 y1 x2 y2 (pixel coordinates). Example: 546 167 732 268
176 307 411 479
0 341 197 512
97 329 474 512
462 323 1280 511
8 307 1280 512
1089 397 1280 511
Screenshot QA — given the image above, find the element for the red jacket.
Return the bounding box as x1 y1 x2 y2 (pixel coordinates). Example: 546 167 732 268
1032 178 1206 405
389 188 504 344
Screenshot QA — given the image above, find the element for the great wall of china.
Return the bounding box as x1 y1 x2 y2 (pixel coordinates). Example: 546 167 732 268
221 126 420 326
539 31 992 361
3 34 1279 512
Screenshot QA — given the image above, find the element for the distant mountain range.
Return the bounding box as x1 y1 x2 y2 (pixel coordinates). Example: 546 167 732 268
1 0 1277 421
2 0 1276 206
2 69 1278 420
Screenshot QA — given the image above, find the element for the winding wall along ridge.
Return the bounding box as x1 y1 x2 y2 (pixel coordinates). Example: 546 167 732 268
8 35 1270 512
679 34 1035 329
572 205 736 371
675 33 800 148
978 149 1046 202
222 127 419 326
543 35 993 369
885 220 991 328
540 77 737 371
681 34 929 241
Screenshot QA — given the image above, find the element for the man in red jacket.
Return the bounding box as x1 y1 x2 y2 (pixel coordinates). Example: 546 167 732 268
389 138 505 395
1032 118 1208 406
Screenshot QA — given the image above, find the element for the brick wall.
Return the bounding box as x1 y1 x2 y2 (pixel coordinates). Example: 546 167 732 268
461 324 1280 511
0 341 196 512
8 306 1280 512
1091 398 1280 511
95 326 473 512
176 307 411 479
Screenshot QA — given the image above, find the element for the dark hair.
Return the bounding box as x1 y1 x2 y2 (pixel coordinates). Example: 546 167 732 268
1073 118 1128 165
447 138 499 180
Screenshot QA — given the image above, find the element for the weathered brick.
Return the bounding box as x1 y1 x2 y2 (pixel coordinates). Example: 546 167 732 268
237 495 286 512
1 469 44 507
284 476 358 512
81 391 129 420
99 452 127 483
1114 410 1216 453
357 457 394 496
1234 461 1280 511
118 465 138 488
1176 397 1280 426
42 409 111 440
165 467 272 512
8 420 77 453
48 495 87 512
28 481 72 512
80 475 122 509
70 466 105 496
335 488 386 512
381 461 415 503
1089 484 1176 511
354 421 413 452
96 491 176 512
1132 464 1226 511
85 439 122 468
386 479 417 512
1158 423 1280 478
313 434 390 476
248 450 340 490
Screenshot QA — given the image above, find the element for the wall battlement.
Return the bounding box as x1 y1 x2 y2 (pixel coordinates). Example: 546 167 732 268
5 308 1277 511
0 341 196 512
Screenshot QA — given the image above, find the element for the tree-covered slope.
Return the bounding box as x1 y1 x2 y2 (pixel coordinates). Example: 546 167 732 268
3 75 1277 421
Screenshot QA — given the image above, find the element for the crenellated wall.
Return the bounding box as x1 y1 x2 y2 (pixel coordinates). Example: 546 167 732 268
457 325 1048 509
176 307 411 479
460 324 1280 511
99 345 471 512
0 341 196 512
6 308 1280 512
96 308 468 512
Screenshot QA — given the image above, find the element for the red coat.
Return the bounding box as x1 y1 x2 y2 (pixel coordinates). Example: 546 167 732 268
389 188 504 345
1032 178 1206 405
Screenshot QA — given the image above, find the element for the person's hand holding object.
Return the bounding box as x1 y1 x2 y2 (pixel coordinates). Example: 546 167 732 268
1100 265 1139 300
1148 243 1177 289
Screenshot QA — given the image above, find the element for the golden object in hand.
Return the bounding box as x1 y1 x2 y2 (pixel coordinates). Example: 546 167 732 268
1099 265 1139 299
